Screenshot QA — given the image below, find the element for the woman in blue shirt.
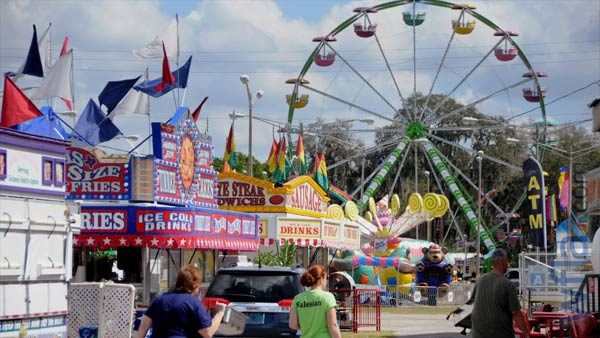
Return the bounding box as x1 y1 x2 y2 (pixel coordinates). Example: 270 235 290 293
137 266 225 338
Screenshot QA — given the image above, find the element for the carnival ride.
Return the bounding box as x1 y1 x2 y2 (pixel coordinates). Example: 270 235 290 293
284 0 549 265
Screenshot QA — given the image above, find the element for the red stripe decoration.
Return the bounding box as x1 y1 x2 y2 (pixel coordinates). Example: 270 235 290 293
73 235 259 251
0 310 68 320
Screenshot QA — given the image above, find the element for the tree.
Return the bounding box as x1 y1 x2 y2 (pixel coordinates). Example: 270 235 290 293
212 152 271 180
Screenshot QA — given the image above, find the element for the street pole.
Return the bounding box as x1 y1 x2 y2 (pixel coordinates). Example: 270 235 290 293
476 151 483 276
245 85 253 177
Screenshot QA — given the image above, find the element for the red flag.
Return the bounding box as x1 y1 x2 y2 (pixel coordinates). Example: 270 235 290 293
154 42 175 92
1 75 42 127
192 96 208 122
60 37 69 56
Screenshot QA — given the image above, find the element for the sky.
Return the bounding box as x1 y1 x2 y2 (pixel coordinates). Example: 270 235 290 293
1 0 599 164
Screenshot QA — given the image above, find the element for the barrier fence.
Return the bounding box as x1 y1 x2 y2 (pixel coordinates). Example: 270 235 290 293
375 284 475 307
330 288 381 333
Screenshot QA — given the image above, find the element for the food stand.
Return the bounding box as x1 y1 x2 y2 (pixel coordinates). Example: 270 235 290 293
217 172 363 266
69 119 259 306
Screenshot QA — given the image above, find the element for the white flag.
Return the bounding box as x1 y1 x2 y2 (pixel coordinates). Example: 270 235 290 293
109 69 150 118
31 49 73 101
133 16 178 61
12 23 52 82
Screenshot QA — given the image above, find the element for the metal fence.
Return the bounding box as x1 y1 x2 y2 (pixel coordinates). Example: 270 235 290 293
376 284 474 307
353 289 381 333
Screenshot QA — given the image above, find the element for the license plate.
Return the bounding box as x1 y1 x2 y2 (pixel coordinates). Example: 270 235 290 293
245 312 265 325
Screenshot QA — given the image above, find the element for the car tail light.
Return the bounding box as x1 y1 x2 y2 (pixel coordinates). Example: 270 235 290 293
278 299 293 311
203 297 230 309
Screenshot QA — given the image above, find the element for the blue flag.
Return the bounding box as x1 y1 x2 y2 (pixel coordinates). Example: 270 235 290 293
167 107 190 126
134 56 192 97
22 25 44 77
16 106 70 140
73 99 122 145
99 76 141 113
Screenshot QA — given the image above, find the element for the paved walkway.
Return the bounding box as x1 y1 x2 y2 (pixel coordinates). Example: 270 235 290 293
381 312 468 337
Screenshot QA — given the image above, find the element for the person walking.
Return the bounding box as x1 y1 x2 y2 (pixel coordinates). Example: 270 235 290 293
470 248 529 338
137 265 226 338
289 265 342 338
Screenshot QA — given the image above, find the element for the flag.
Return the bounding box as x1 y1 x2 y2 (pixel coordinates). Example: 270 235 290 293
133 15 178 61
7 24 51 81
273 137 290 182
98 76 141 113
1 75 43 127
110 69 150 118
72 99 122 145
16 106 70 140
21 25 44 77
192 96 208 122
155 42 175 92
58 36 73 110
31 49 73 102
134 56 192 98
266 137 279 173
222 123 237 173
546 194 558 223
315 152 329 191
296 131 307 175
523 157 546 248
167 107 189 126
558 166 570 209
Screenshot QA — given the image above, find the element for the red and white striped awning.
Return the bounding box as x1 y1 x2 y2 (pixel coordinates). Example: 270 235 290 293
73 235 259 252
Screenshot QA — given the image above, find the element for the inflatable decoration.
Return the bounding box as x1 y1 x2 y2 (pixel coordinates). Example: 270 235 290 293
415 244 453 289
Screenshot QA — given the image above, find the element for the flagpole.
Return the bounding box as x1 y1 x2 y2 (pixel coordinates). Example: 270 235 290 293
52 113 94 147
176 13 180 107
181 87 187 107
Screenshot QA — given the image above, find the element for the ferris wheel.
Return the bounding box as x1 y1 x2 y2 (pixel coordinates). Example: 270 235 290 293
284 0 550 255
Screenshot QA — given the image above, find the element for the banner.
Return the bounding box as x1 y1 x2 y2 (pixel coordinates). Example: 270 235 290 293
74 205 258 251
523 157 547 248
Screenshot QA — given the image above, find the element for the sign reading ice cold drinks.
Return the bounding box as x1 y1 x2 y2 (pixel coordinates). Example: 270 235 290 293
66 147 131 200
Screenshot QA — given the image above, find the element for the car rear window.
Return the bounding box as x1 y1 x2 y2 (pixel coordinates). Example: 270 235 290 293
206 270 303 303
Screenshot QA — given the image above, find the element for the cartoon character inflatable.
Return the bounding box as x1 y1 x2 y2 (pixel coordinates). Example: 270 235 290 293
415 244 453 289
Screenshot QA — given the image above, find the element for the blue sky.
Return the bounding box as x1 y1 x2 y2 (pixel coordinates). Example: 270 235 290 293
1 0 599 164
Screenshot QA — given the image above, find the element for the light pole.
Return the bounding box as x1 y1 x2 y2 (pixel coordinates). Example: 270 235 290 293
476 150 483 276
239 74 264 177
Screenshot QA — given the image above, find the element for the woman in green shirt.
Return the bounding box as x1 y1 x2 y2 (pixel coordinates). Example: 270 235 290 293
289 265 342 338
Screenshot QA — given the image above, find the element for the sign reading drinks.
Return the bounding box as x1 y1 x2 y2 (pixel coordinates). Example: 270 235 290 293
152 120 217 207
66 148 131 200
277 218 321 238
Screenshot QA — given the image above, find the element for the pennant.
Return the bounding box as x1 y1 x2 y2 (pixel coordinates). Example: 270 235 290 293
192 96 208 122
296 131 307 174
72 99 122 145
523 157 547 248
133 15 178 61
222 123 237 173
16 106 70 140
267 137 279 173
273 136 289 182
1 75 43 127
98 76 141 113
134 56 192 98
558 166 570 209
315 152 329 191
110 69 150 118
167 107 189 126
546 194 558 223
57 36 73 110
155 42 175 91
7 24 51 81
31 49 73 102
22 25 44 77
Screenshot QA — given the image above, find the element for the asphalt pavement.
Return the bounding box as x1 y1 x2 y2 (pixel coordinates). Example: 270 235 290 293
381 312 470 337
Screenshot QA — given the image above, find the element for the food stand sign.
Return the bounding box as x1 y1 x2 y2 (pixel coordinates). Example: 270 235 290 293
342 224 360 247
277 218 321 239
152 120 218 208
217 172 287 212
66 147 131 200
284 178 329 218
75 205 259 251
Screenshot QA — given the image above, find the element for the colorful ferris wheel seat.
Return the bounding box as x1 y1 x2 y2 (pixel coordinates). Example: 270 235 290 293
494 30 519 61
451 20 476 34
495 47 518 61
451 3 477 10
284 78 310 85
402 11 426 26
522 88 547 102
353 23 377 38
314 52 336 67
286 94 309 108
